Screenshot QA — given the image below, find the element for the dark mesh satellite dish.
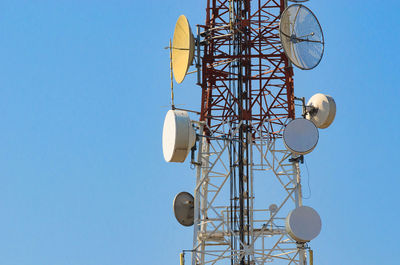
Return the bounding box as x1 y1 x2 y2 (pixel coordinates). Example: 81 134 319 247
279 4 324 70
173 192 194 226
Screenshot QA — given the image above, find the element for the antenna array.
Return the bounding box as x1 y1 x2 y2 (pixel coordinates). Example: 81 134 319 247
162 1 336 265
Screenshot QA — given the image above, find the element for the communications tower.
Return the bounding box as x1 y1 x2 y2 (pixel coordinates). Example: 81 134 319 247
162 1 336 265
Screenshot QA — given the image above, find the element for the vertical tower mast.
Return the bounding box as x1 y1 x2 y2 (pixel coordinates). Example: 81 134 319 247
195 0 299 265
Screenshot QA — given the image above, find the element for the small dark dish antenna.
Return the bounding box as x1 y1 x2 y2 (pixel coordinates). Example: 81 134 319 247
173 191 194 226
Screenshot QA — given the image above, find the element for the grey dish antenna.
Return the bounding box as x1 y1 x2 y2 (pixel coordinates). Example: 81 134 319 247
283 118 319 155
173 191 194 226
269 204 278 213
279 4 324 70
286 206 322 242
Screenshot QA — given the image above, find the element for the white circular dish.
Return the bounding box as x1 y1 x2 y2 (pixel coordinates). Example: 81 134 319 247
283 118 319 155
306 93 336 129
286 206 321 242
162 110 196 163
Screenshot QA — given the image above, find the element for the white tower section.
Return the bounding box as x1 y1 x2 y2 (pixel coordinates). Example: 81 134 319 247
191 121 312 265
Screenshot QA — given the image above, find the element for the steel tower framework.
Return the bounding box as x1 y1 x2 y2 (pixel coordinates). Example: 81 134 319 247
189 0 310 265
200 0 294 137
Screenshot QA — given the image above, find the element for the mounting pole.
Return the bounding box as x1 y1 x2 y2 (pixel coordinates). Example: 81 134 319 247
169 39 175 110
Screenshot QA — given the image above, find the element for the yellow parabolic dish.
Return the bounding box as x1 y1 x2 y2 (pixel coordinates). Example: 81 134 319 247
172 15 195 84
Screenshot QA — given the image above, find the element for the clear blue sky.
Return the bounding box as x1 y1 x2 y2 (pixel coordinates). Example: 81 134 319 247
0 0 399 265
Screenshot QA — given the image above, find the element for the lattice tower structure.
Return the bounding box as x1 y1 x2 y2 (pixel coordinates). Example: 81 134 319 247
191 1 308 265
200 0 295 138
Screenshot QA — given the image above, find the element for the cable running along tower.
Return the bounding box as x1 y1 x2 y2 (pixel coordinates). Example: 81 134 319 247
163 1 336 265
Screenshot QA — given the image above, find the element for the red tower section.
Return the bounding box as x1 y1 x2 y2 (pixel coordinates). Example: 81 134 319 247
200 0 295 138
